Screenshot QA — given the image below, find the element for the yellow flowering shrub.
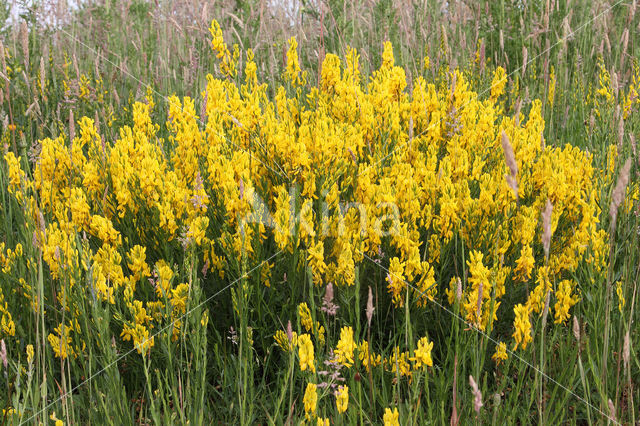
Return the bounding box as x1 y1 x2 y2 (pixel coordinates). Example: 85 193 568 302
0 22 624 423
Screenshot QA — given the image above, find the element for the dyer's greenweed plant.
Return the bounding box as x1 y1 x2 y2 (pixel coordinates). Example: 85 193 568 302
0 12 638 424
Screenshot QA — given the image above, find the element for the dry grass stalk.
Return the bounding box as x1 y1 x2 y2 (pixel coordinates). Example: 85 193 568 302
622 330 630 368
20 20 29 69
608 399 616 422
286 320 293 343
72 53 80 82
572 315 580 343
521 46 528 77
501 131 519 199
469 375 483 413
479 39 485 74
476 282 483 325
366 286 374 327
94 111 100 134
200 87 208 122
620 28 629 71
609 158 632 226
0 339 6 369
322 282 338 316
69 109 75 145
39 57 45 96
0 41 7 93
95 52 101 81
541 287 551 328
450 354 458 426
604 31 611 55
542 199 553 259
514 98 522 126
617 114 624 149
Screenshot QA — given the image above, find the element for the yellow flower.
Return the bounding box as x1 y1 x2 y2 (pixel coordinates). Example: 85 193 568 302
616 281 625 313
548 65 556 106
335 326 356 367
358 340 382 372
1 311 15 336
3 152 25 194
68 187 91 230
383 407 400 426
50 411 64 426
298 333 315 372
127 245 150 281
317 418 330 426
336 385 349 413
171 283 190 314
386 257 406 306
490 66 507 100
512 304 532 351
26 344 34 364
48 323 74 360
186 216 209 246
303 382 318 419
307 240 327 285
514 244 535 282
274 329 298 352
492 342 508 365
90 215 121 247
121 323 154 355
411 336 434 369
385 347 411 377
155 260 174 297
285 37 301 85
554 280 580 324
298 303 313 332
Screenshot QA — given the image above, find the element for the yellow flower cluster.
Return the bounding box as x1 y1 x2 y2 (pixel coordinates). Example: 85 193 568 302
1 23 614 364
298 302 325 344
0 286 15 337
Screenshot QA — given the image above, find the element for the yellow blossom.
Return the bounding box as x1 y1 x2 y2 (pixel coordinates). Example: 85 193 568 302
411 336 434 369
335 326 356 367
303 382 318 419
127 245 150 281
554 280 580 324
615 281 625 314
492 342 508 365
383 407 400 426
298 303 313 332
26 344 34 364
490 66 507 100
336 385 349 413
274 329 298 352
513 304 532 351
298 333 315 372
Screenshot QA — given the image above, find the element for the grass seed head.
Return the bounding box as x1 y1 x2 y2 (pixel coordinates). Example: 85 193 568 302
0 339 6 369
469 375 483 413
20 20 29 68
501 131 519 198
608 399 616 422
366 286 374 326
609 158 632 225
542 199 553 259
623 330 630 368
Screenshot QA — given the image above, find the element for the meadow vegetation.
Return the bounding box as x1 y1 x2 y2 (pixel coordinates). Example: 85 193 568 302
0 0 639 424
